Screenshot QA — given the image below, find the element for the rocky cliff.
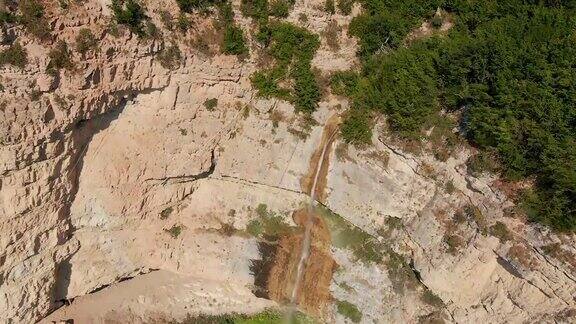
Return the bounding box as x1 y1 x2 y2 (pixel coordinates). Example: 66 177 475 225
1 0 575 323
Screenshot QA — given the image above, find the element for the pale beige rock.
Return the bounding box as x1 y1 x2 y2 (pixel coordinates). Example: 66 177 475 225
1 0 575 323
37 73 57 92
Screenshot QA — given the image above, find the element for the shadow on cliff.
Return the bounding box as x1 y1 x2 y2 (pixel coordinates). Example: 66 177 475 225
51 94 131 310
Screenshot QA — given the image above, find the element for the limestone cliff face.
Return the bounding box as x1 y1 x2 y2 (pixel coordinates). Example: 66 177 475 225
1 0 575 323
0 1 172 321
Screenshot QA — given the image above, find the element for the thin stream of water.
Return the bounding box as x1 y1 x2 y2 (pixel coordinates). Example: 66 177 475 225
285 129 338 322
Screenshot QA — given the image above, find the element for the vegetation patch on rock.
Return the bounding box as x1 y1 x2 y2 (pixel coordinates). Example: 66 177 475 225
174 308 315 323
251 22 321 113
246 203 293 240
0 43 28 69
318 206 383 264
110 0 148 36
47 41 74 75
75 28 98 55
336 299 362 323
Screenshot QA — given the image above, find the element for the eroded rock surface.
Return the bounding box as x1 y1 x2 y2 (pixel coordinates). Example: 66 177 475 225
1 0 575 323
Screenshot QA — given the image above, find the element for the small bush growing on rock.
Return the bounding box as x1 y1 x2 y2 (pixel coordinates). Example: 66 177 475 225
431 15 443 29
444 180 456 194
75 28 98 55
463 204 487 235
337 0 354 15
160 206 173 220
251 71 289 99
159 10 174 30
542 243 576 270
247 203 293 240
330 70 358 97
242 105 250 119
251 22 320 112
19 0 51 40
323 20 341 51
29 89 42 101
336 300 362 323
59 0 70 10
292 63 321 113
106 20 121 37
384 215 403 231
269 0 289 18
165 224 182 238
421 289 445 308
0 42 28 68
490 221 512 243
325 0 335 14
176 0 219 13
47 40 74 75
53 94 69 110
418 311 446 324
145 21 160 39
508 244 537 270
340 109 372 145
246 219 263 237
466 150 501 177
222 25 248 55
269 110 285 128
240 0 268 21
177 13 192 32
176 0 198 13
203 98 218 111
443 234 464 255
0 10 17 24
157 43 182 69
319 206 383 263
110 0 147 36
217 1 234 25
216 2 248 57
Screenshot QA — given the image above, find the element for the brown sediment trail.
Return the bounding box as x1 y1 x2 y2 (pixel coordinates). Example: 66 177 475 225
253 115 340 319
300 114 341 203
265 209 335 317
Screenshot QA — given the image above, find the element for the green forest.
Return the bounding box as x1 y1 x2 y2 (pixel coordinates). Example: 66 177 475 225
336 0 576 231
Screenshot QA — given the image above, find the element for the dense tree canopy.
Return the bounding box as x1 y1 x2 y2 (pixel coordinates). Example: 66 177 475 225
340 0 576 231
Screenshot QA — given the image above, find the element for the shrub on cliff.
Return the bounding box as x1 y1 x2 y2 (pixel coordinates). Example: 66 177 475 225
222 25 247 55
0 43 28 69
269 0 290 18
336 300 362 323
203 98 218 111
337 0 354 15
0 10 17 24
218 2 248 56
340 109 372 145
325 0 335 14
18 0 51 40
46 40 74 75
251 22 321 113
110 0 147 36
176 0 220 13
75 28 98 55
157 43 182 69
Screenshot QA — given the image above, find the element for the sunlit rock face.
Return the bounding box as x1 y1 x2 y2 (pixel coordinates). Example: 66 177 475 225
1 0 575 323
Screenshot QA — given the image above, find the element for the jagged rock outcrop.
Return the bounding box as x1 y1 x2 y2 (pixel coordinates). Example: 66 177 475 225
1 1 172 321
